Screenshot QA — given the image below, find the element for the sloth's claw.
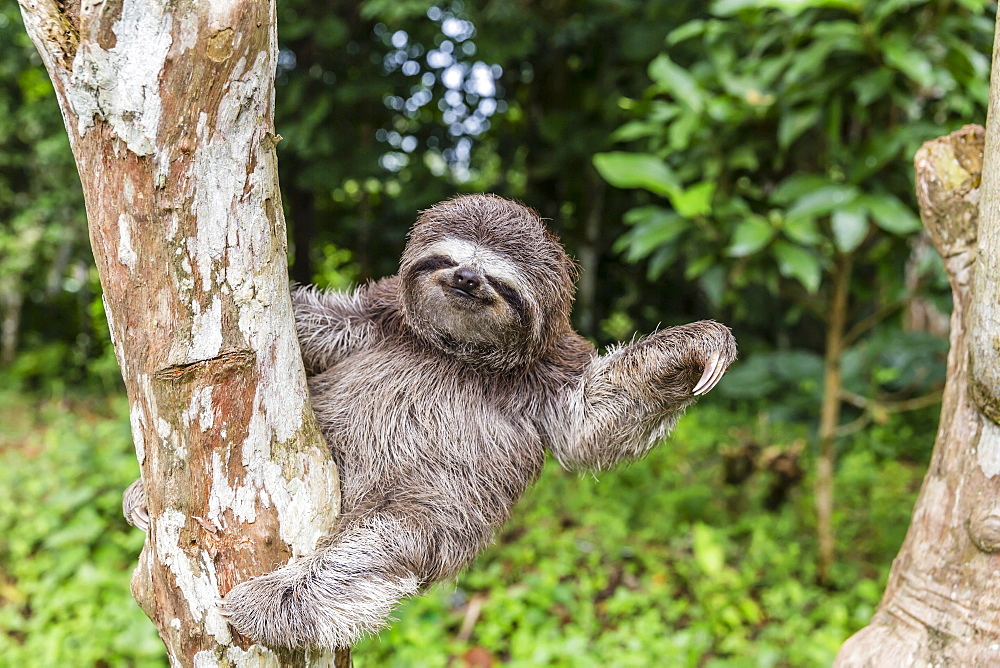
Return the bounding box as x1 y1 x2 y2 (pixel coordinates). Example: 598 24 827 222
123 479 150 532
709 353 728 393
217 598 232 617
692 351 724 396
130 506 150 532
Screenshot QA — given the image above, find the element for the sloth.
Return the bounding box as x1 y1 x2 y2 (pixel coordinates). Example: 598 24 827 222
124 193 736 649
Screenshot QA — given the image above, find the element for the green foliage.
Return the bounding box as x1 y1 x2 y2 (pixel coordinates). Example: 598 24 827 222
0 7 115 391
0 394 164 666
719 329 948 427
0 396 930 666
308 244 360 292
596 0 991 322
0 270 123 395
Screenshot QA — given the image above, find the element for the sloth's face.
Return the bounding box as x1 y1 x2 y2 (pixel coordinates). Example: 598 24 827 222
399 194 576 367
402 237 539 350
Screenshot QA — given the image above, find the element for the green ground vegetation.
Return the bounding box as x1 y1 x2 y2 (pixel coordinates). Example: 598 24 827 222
0 392 931 667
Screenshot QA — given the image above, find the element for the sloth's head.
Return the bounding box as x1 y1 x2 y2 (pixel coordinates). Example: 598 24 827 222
399 194 577 369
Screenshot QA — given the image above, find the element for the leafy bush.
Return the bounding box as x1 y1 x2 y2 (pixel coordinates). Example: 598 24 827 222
719 330 948 427
0 394 929 666
0 394 165 666
596 0 991 310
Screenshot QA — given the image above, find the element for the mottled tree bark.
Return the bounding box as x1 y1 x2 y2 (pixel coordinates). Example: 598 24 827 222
835 123 1000 664
17 1 347 665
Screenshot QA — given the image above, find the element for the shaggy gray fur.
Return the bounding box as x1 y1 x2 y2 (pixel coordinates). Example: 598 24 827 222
123 194 737 649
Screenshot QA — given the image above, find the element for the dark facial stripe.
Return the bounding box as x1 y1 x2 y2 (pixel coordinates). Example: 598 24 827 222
486 277 528 327
404 255 457 281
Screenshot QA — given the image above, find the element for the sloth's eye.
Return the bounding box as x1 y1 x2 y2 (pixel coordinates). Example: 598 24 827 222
407 255 457 278
486 277 527 325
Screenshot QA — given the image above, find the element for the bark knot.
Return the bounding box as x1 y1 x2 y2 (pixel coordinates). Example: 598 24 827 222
970 371 1000 427
207 28 235 62
968 509 1000 553
154 349 256 384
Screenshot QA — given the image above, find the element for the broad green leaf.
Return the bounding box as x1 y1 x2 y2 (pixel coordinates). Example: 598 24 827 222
692 524 726 575
711 0 862 17
945 37 991 89
772 240 822 292
617 207 690 260
739 598 765 624
699 266 727 307
710 0 761 13
610 120 663 143
593 152 680 198
668 111 702 151
782 215 823 245
647 99 681 124
880 33 940 90
17 67 55 102
673 181 716 217
771 174 835 204
869 0 931 28
851 69 894 107
849 128 906 182
778 105 822 150
726 217 774 257
648 54 704 112
770 349 825 382
729 145 759 171
623 204 671 227
812 20 865 44
716 354 783 398
714 195 753 218
954 0 991 9
785 184 860 220
831 202 870 252
667 19 706 45
861 193 922 235
647 244 681 279
685 252 715 279
783 42 836 88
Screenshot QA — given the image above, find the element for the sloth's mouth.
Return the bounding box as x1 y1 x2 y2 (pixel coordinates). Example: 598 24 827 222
441 283 490 306
449 286 479 299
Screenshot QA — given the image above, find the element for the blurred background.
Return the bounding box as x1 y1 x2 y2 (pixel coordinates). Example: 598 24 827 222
0 0 994 665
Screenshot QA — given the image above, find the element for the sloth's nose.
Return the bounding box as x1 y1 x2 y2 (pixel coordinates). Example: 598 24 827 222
453 267 482 292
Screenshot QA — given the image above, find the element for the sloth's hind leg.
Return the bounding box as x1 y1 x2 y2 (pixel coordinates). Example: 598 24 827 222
221 514 423 649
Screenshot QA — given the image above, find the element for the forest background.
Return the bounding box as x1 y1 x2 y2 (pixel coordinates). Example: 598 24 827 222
0 0 994 665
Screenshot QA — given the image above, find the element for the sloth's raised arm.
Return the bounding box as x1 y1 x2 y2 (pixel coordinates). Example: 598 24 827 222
291 284 380 374
542 321 736 471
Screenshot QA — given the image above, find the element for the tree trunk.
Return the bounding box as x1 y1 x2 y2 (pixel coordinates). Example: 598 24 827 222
816 251 851 585
17 1 348 665
0 281 22 365
834 122 1000 664
575 167 605 338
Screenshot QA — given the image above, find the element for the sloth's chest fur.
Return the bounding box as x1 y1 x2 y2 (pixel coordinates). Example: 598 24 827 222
307 342 548 521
